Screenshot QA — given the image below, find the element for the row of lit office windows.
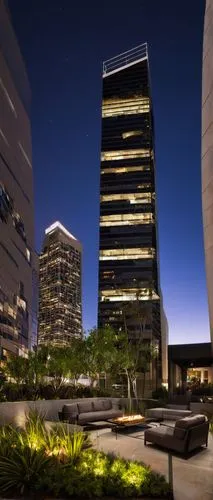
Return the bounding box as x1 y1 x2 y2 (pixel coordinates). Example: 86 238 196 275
101 149 150 161
100 288 159 302
101 165 151 175
99 247 155 260
100 213 154 227
100 192 153 203
101 184 152 192
102 97 150 118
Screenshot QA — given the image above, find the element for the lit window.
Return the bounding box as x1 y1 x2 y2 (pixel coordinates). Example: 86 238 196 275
0 78 17 117
17 296 26 311
101 149 150 161
101 166 151 174
0 128 9 146
100 193 152 203
122 131 143 139
102 96 150 118
99 247 155 260
100 288 159 302
102 271 115 279
18 142 32 169
26 248 31 262
100 212 153 227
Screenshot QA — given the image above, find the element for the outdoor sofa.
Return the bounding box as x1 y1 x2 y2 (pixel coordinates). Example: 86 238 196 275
146 406 192 421
144 414 209 455
59 399 123 425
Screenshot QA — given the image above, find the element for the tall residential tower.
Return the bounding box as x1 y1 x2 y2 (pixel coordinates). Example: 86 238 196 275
38 222 82 346
0 0 36 357
202 0 213 347
98 44 164 389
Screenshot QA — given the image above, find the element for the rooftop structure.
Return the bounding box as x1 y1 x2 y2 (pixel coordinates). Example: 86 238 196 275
103 43 148 77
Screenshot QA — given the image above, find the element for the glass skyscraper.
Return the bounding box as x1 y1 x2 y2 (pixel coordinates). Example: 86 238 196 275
38 222 82 346
98 44 164 389
0 0 37 357
202 0 213 348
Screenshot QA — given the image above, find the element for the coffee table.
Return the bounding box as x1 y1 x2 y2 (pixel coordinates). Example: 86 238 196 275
107 415 157 439
84 420 115 431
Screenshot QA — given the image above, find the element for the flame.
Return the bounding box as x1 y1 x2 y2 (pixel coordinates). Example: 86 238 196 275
112 414 145 424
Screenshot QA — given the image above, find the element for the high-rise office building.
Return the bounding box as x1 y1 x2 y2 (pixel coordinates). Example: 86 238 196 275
38 221 82 346
98 44 163 389
202 0 213 347
0 0 36 357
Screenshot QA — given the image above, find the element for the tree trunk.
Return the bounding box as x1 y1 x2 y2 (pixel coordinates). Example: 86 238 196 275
90 376 97 388
132 376 138 400
125 369 132 413
142 371 146 398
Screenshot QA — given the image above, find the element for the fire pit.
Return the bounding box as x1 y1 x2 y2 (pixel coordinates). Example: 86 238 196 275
110 414 146 425
107 414 150 437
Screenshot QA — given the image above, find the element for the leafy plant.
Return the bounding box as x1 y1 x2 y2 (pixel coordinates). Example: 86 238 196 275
45 423 88 463
24 409 47 450
0 447 51 494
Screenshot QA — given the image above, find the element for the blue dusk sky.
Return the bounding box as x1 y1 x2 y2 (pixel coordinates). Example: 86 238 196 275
9 0 208 345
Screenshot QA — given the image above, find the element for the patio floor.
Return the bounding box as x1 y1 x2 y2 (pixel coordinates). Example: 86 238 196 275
91 426 213 500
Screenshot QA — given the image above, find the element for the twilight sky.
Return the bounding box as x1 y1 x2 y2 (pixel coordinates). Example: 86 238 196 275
8 0 208 345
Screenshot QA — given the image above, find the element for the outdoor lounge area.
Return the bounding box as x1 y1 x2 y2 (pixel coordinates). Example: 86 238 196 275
91 417 213 500
55 398 213 499
0 397 212 499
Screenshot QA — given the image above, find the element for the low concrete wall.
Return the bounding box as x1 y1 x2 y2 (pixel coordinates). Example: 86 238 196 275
0 398 123 427
0 397 158 427
190 402 213 415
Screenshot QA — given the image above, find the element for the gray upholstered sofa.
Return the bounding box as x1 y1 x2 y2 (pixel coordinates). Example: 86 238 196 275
59 399 123 425
146 407 192 421
144 414 209 455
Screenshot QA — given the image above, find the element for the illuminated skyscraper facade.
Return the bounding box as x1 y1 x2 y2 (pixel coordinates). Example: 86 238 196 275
0 0 36 357
98 44 163 388
38 222 82 346
202 0 213 347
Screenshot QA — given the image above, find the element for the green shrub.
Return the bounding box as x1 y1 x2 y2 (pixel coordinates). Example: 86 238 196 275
46 422 89 462
0 381 112 401
0 447 52 494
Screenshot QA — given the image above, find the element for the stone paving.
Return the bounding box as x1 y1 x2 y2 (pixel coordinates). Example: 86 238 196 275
91 427 213 500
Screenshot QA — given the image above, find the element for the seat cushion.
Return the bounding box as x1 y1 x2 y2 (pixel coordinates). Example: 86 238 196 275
77 401 93 414
163 409 192 420
78 410 107 423
105 409 123 419
78 408 123 424
103 399 112 410
145 425 174 441
92 400 105 411
146 408 164 419
176 414 206 429
145 426 185 453
166 404 188 410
